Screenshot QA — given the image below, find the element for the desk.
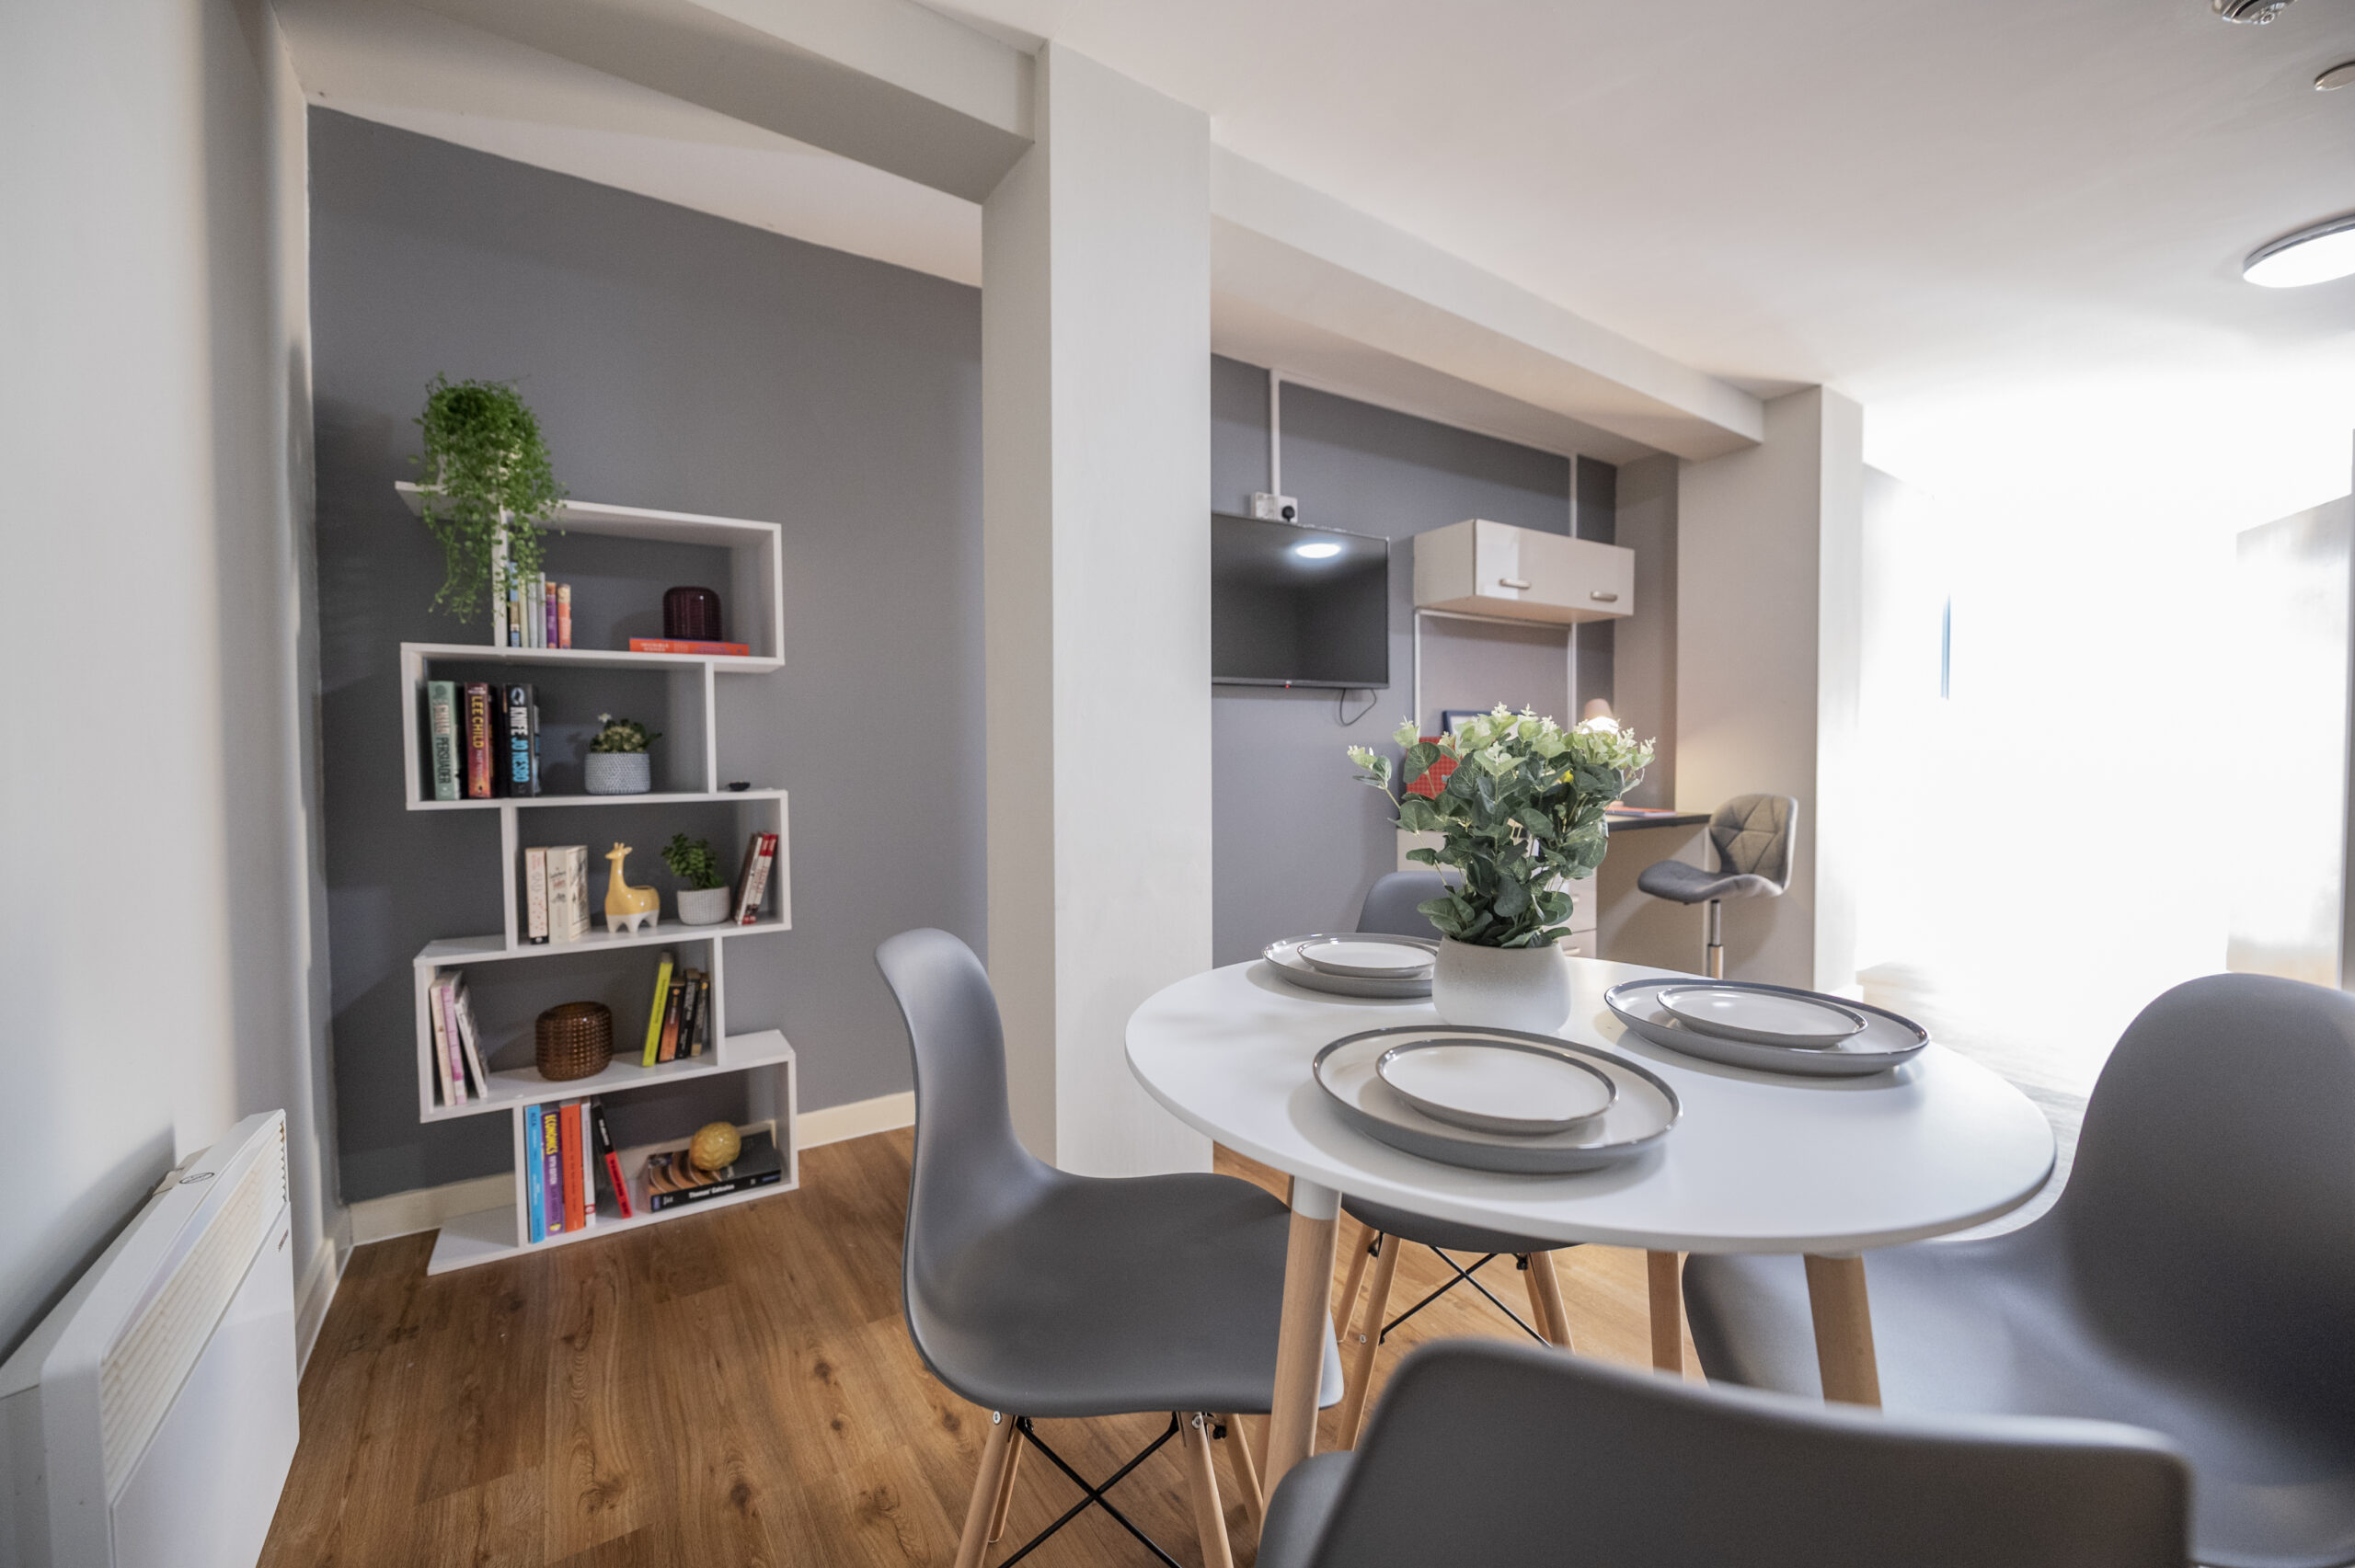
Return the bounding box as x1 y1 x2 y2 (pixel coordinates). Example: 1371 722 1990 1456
1126 957 2053 1491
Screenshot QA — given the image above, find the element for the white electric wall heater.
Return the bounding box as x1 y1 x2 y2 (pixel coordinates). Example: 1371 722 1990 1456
1 1111 299 1568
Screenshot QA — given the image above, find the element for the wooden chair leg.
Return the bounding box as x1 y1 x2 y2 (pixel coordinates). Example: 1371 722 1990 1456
1216 1413 1264 1530
1648 1250 1685 1374
1525 1252 1574 1348
1333 1218 1377 1340
956 1412 1017 1568
1336 1235 1400 1448
1181 1413 1237 1568
984 1421 1024 1543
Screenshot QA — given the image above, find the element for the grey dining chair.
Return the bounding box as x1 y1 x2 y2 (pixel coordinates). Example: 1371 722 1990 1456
1683 971 2355 1568
1257 1338 2189 1568
876 928 1341 1568
1328 871 1583 1447
1634 793 1797 978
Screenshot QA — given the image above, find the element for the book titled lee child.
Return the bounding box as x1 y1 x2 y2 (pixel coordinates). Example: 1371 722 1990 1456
524 847 549 944
464 682 496 798
524 1105 546 1243
426 681 460 802
640 950 676 1066
591 1099 632 1219
732 831 778 925
627 637 752 658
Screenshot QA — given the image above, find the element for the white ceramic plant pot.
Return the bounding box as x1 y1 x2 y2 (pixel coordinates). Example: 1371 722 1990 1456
676 886 731 926
585 751 651 795
1432 936 1573 1034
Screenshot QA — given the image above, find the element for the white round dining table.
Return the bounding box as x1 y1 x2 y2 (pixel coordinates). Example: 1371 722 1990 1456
1125 956 2055 1491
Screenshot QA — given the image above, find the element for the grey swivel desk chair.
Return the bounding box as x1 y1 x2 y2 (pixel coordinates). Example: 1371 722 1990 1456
1684 972 2355 1568
1635 793 1796 978
1257 1339 2189 1568
1328 871 1584 1446
876 929 1341 1568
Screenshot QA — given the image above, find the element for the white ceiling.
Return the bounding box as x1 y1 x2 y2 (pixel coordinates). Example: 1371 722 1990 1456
284 0 2355 523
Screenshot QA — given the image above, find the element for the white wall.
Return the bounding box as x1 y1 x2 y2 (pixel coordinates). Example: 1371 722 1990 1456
0 0 339 1363
982 45 1213 1175
1674 387 1864 992
1614 452 1678 808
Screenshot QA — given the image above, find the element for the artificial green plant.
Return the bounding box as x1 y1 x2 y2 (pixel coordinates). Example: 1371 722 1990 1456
410 375 565 622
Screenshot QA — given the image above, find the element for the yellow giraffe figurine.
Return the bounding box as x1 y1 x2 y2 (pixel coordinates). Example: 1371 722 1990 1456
603 842 660 934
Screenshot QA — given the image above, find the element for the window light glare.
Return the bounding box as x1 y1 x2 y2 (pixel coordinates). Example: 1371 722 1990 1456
2243 216 2355 288
1293 541 1343 559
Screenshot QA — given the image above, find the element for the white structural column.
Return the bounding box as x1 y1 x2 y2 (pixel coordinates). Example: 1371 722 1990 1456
1674 387 1864 993
982 45 1214 1175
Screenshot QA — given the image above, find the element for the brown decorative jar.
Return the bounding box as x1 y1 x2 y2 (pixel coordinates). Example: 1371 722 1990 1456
535 1001 615 1082
662 585 722 642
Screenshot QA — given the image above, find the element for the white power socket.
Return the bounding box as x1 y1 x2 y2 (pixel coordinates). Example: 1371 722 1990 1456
1251 492 1301 522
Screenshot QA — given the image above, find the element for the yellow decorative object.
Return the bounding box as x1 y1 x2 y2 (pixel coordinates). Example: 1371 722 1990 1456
688 1121 741 1173
603 842 660 935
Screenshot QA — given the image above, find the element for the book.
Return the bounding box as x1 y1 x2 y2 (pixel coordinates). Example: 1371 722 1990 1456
547 846 590 943
428 975 456 1106
693 973 712 1056
557 583 572 649
503 683 538 797
732 831 777 925
655 972 685 1063
524 1105 546 1243
545 578 559 650
577 1098 597 1224
464 682 495 798
542 1102 566 1235
509 578 524 647
527 576 543 650
640 950 675 1066
558 1103 586 1232
626 637 752 658
524 847 549 944
426 681 460 802
674 969 701 1061
591 1099 632 1219
492 568 508 649
452 980 489 1097
643 1127 783 1212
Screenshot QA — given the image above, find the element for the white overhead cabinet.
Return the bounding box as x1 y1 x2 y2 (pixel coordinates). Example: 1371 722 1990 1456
1414 518 1635 624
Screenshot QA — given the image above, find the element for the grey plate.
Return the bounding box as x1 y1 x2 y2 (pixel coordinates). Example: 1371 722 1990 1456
1605 979 1928 1078
1315 1025 1679 1173
1655 984 1868 1047
1263 936 1432 999
1375 1037 1617 1136
1297 934 1440 979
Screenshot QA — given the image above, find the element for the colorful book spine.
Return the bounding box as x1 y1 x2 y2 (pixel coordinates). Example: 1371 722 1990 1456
655 973 684 1063
674 971 700 1063
509 578 524 647
557 583 572 649
734 832 778 925
464 682 495 798
626 637 752 658
592 1099 632 1219
542 1104 565 1235
525 847 549 944
558 1103 586 1232
544 578 558 650
694 973 712 1055
641 950 675 1066
427 681 460 802
524 1105 546 1243
578 1100 597 1224
503 682 538 797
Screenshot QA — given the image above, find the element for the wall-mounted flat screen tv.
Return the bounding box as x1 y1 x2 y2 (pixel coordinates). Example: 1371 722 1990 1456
1212 512 1390 689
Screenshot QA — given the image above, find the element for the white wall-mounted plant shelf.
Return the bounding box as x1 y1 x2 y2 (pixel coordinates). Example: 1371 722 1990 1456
396 481 798 1275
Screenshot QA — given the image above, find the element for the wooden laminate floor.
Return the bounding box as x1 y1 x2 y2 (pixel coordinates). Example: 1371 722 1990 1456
262 1129 1699 1567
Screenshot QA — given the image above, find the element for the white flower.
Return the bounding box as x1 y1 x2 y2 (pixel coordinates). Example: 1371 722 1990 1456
1391 717 1420 748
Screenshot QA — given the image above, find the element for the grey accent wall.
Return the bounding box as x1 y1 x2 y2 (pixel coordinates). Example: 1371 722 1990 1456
310 111 984 1202
1211 357 1618 964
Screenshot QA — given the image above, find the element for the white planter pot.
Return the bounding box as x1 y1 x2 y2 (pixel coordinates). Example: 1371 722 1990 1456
584 751 651 795
1432 936 1573 1034
676 886 732 926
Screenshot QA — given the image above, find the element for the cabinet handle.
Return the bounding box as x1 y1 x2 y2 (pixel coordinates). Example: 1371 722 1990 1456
1498 577 1533 590
1590 590 1620 602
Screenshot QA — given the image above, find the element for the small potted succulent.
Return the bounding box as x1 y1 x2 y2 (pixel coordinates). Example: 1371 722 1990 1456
663 833 730 925
585 714 659 795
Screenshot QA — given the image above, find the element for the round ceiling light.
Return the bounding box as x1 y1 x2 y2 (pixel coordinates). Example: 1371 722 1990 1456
2212 0 2297 21
1293 541 1343 559
2245 212 2355 287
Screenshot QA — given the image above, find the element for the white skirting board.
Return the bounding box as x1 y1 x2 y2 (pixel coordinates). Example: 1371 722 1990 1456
346 1091 917 1245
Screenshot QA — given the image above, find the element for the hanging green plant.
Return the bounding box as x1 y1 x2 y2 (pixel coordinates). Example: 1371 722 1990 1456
410 375 565 623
